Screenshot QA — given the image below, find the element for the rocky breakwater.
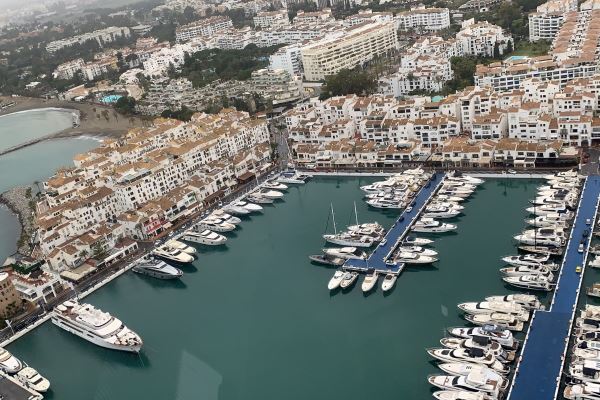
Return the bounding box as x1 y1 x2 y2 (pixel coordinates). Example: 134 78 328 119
0 186 36 255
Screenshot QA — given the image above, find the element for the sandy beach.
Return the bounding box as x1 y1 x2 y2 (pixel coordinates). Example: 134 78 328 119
0 96 149 146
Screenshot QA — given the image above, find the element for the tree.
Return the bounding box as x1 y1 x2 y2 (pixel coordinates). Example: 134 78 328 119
320 68 377 99
114 96 137 115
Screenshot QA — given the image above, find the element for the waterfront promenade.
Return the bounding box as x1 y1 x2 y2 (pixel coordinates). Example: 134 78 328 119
344 172 445 273
507 175 600 400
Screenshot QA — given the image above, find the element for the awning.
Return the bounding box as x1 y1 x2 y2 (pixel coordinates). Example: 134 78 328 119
237 171 256 183
203 190 225 204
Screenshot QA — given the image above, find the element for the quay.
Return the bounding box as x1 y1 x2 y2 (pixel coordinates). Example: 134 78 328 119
0 371 42 400
506 175 600 400
344 172 446 274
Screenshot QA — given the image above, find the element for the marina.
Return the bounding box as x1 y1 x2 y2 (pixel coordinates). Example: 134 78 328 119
6 176 544 400
506 176 600 400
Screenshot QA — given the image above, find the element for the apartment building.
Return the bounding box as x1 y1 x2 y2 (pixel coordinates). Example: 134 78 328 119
552 9 600 64
253 10 290 28
293 9 334 24
269 44 303 75
344 9 394 26
258 22 341 47
396 7 450 31
53 59 85 80
250 69 304 104
142 43 201 77
528 0 577 41
0 273 21 318
81 57 118 81
46 27 131 53
301 21 399 81
37 110 271 269
175 16 233 42
456 19 513 58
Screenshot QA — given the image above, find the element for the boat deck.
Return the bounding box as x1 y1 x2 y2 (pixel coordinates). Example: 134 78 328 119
506 175 600 400
0 372 42 400
344 172 446 274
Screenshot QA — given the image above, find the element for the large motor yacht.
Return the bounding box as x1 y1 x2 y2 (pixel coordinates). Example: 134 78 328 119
262 179 288 191
403 236 434 246
426 348 508 374
394 251 438 264
422 206 461 219
198 217 236 232
440 337 513 361
323 232 375 248
222 204 251 216
458 301 529 321
246 193 274 204
502 274 554 291
501 254 550 267
181 229 227 246
322 247 367 260
52 301 143 352
257 189 285 200
0 347 22 373
412 218 457 233
433 390 494 400
464 313 525 332
447 325 517 349
564 383 600 400
152 245 195 264
210 210 241 225
526 203 571 216
485 294 542 310
427 372 502 398
231 200 263 213
165 239 196 255
397 246 438 256
499 264 556 277
132 257 183 280
16 367 50 393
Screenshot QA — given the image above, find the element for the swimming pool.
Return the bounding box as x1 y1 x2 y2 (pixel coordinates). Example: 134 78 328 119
100 94 123 104
507 55 527 61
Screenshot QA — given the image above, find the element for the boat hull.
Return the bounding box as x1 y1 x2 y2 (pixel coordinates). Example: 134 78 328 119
51 317 142 353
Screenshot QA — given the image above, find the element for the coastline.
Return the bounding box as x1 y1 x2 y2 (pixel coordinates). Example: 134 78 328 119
0 96 149 156
0 187 35 257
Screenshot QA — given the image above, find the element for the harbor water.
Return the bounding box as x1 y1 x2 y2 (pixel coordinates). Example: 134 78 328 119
7 176 543 400
0 109 99 263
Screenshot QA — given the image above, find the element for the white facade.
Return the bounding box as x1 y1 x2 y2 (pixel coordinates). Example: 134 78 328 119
253 10 290 28
269 44 303 76
46 27 131 53
456 19 513 58
396 7 450 31
175 16 233 42
301 21 399 81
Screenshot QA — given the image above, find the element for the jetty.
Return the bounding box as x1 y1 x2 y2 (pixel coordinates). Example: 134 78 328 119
344 171 446 274
506 175 600 400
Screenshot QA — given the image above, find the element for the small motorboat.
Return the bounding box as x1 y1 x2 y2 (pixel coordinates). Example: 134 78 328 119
327 270 347 290
381 274 397 292
361 270 378 292
339 271 359 289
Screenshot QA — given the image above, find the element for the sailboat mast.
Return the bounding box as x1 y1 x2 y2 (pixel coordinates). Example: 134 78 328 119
331 203 337 234
354 201 359 226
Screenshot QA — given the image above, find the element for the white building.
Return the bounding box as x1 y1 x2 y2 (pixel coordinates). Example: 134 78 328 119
456 19 513 58
253 10 290 28
53 58 85 80
250 68 303 104
528 0 577 42
175 16 233 42
269 44 303 76
46 27 131 53
301 21 399 81
396 7 451 31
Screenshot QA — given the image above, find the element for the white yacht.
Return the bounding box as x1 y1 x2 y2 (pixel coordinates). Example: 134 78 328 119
152 245 195 263
569 361 600 384
442 181 477 191
323 232 375 248
0 347 22 373
366 198 404 209
447 171 485 185
397 246 438 256
501 253 550 266
346 223 385 239
246 193 273 204
16 367 50 393
564 383 600 400
361 270 378 292
428 372 502 398
503 274 554 291
309 254 345 267
513 232 565 248
403 236 434 246
232 200 263 213
262 180 288 191
429 201 465 211
433 390 493 400
518 245 564 256
590 256 600 268
422 206 461 219
322 247 367 260
499 264 555 277
52 301 143 352
198 217 236 232
437 189 472 199
440 337 511 361
381 274 397 292
426 348 508 374
132 258 183 280
210 210 241 225
222 204 251 216
543 170 581 180
257 189 284 199
575 347 600 362
458 301 529 321
433 194 465 203
277 171 306 184
485 294 542 310
464 313 525 332
526 204 570 216
394 251 437 264
339 271 359 289
327 270 347 290
447 325 517 349
182 229 227 246
166 239 196 255
412 218 457 233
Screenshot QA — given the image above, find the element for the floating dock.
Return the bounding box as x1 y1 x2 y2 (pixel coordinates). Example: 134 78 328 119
506 175 600 400
344 172 446 274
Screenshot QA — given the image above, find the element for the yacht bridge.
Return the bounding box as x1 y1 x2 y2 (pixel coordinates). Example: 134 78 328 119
344 172 446 274
506 175 600 400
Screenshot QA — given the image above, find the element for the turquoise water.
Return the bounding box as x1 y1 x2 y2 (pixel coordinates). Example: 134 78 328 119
0 109 73 152
7 177 542 400
100 95 122 104
507 55 527 61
